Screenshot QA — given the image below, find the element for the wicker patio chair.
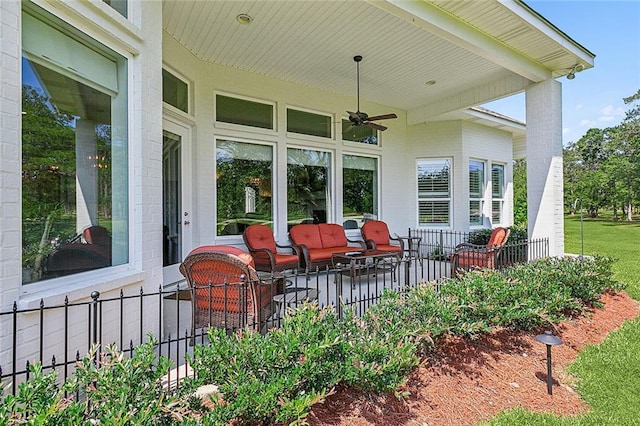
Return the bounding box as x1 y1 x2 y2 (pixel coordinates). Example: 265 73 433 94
450 227 511 276
243 224 300 273
179 246 279 336
361 220 404 256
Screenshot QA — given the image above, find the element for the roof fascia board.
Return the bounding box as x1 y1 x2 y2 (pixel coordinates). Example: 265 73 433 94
369 0 551 81
466 108 526 131
506 0 595 62
407 73 530 124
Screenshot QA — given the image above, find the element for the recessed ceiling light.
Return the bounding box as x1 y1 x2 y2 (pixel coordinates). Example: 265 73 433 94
236 13 252 25
425 80 436 87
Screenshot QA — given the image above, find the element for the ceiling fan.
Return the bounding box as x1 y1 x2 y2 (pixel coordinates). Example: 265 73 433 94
345 55 397 132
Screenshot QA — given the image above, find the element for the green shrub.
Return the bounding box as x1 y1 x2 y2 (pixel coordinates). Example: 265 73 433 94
342 303 420 393
3 256 621 425
0 363 84 425
0 338 199 425
189 303 349 425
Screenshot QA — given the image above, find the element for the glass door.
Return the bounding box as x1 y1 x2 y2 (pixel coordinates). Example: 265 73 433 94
162 120 192 285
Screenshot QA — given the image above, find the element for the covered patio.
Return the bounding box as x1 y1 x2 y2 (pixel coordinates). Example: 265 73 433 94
1 0 592 391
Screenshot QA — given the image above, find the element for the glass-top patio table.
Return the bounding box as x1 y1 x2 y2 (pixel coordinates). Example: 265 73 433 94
331 250 399 315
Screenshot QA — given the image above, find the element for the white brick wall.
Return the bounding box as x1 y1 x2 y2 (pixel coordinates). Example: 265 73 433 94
0 0 21 309
1 1 23 373
1 0 165 376
405 120 516 232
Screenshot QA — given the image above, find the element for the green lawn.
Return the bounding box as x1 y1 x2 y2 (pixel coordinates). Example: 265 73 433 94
564 215 640 299
485 216 640 426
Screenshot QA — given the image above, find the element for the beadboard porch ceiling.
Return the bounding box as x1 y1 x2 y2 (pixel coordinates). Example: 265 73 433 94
162 0 594 123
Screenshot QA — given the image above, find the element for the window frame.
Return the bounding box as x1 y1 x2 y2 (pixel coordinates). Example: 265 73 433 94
341 118 380 146
416 158 453 229
214 91 277 134
20 8 132 292
286 147 333 227
162 66 191 117
102 0 128 18
214 138 276 238
491 163 506 225
286 106 333 141
469 159 485 227
342 153 379 229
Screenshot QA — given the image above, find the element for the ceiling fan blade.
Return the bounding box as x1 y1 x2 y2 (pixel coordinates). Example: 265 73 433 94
366 113 397 122
365 122 387 131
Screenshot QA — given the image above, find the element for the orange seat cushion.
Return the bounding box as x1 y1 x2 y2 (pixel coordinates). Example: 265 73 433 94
374 244 402 253
189 245 255 268
362 221 391 246
290 224 323 249
318 223 348 248
244 225 277 253
487 227 508 248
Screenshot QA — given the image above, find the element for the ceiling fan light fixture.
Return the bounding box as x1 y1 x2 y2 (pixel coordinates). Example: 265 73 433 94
236 13 253 25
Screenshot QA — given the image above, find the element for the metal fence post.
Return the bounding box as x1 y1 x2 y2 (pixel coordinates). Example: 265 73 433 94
90 291 100 362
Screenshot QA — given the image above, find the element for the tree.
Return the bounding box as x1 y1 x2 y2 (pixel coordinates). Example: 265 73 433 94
562 89 640 220
617 90 640 220
563 128 611 217
512 159 527 228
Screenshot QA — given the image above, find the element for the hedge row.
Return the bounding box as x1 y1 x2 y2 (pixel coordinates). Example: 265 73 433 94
1 256 622 425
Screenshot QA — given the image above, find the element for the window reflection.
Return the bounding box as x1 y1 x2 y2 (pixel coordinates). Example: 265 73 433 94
216 140 273 236
21 13 128 284
343 155 378 228
287 148 331 228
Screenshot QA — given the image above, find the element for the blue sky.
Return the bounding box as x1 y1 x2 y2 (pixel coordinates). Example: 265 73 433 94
483 0 640 146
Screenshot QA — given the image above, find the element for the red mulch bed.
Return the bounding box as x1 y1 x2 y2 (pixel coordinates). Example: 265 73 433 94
307 291 640 426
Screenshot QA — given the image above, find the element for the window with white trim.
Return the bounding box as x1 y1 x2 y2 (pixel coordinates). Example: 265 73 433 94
341 120 378 145
287 148 332 226
417 159 451 227
469 160 485 226
21 10 129 284
162 69 189 114
342 155 378 229
287 108 332 138
215 140 273 236
215 94 274 130
102 0 127 18
492 163 505 224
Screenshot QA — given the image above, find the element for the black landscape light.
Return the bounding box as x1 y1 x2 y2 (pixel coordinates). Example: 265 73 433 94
535 330 563 395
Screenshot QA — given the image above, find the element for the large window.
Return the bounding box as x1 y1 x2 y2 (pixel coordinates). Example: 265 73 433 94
287 148 332 227
216 140 273 236
417 159 451 227
342 155 378 229
492 164 505 224
469 160 485 226
21 11 128 284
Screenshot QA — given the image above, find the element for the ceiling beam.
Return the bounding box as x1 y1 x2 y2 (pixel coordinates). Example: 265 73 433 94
407 74 531 124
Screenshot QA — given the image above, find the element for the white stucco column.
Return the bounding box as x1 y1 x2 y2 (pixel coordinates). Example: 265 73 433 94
525 79 564 256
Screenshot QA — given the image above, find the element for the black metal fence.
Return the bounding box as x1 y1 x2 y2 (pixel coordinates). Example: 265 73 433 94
1 231 548 396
